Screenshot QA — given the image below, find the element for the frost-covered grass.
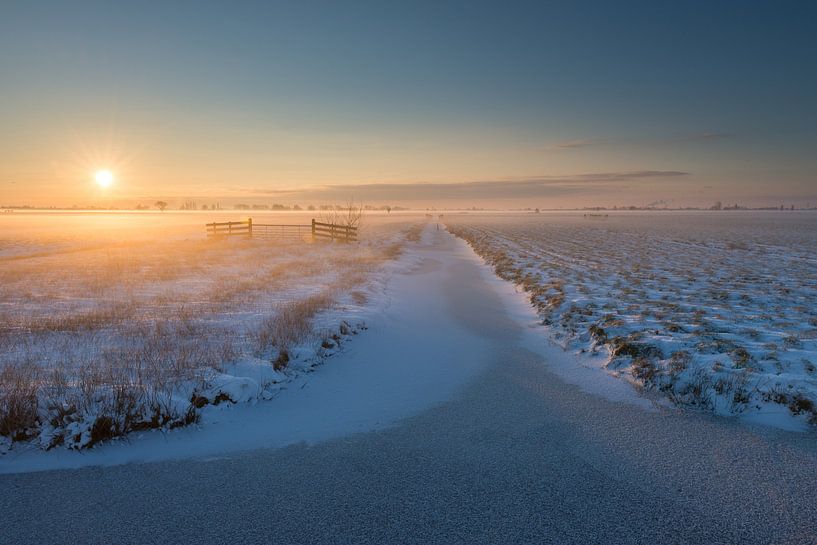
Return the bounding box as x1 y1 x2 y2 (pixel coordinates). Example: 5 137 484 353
0 211 418 451
447 211 817 426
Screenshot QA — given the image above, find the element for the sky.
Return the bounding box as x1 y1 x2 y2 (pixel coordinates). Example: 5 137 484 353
1 0 816 208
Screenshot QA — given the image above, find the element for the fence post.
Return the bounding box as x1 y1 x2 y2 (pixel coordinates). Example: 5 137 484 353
247 217 253 238
311 218 316 240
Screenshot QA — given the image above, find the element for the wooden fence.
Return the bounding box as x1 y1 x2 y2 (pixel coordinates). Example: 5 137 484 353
205 218 357 242
253 223 313 240
206 219 253 237
311 219 358 242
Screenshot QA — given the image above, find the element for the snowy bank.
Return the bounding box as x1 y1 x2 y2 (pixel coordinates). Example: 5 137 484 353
447 212 817 430
1 224 496 473
0 216 416 454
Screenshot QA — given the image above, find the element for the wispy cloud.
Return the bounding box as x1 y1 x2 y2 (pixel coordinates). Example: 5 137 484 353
554 170 689 182
548 138 605 150
246 170 691 202
679 132 735 142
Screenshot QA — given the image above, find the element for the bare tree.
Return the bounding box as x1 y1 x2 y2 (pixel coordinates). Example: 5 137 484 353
155 201 168 212
319 200 364 230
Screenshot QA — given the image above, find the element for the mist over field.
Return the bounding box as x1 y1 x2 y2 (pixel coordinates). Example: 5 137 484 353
0 211 417 448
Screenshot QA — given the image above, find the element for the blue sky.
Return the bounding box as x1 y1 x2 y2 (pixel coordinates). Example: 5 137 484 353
1 0 815 206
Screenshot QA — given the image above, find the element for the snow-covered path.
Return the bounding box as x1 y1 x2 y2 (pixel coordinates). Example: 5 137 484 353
3 225 817 543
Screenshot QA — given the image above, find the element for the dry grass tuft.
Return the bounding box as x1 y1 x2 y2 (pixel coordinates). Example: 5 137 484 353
0 213 422 448
0 360 40 440
251 292 335 357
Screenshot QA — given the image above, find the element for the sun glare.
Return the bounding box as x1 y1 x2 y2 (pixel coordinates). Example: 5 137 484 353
94 170 114 188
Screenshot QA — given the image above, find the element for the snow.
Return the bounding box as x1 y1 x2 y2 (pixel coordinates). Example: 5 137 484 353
199 373 261 404
5 211 813 473
447 211 817 429
0 211 416 452
472 252 657 412
0 223 493 473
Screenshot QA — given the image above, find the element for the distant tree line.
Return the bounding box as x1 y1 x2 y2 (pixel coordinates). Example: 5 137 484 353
573 202 807 212
710 201 796 211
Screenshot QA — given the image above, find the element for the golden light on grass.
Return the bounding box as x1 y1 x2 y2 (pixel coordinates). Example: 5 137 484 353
0 212 412 448
94 169 114 188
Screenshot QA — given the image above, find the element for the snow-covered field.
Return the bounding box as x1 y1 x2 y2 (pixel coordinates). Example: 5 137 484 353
446 211 817 428
0 211 421 453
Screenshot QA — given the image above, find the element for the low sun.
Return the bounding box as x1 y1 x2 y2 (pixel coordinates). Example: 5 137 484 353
94 170 114 188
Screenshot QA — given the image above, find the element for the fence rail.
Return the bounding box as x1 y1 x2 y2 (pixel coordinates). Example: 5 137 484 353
205 218 357 242
311 220 358 242
206 220 253 237
253 223 313 239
